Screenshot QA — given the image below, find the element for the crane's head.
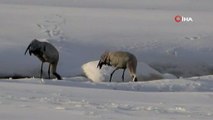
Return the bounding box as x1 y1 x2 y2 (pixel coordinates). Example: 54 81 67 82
25 39 45 56
97 51 110 69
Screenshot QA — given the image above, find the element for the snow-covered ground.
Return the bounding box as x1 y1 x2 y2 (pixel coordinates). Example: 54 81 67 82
0 0 213 119
0 76 213 120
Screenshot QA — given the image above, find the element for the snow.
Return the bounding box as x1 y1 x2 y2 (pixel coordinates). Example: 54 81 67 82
0 0 213 120
0 77 213 120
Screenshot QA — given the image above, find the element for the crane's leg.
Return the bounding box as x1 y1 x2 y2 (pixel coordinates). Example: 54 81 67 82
134 76 138 82
53 72 62 80
51 63 62 80
110 67 119 82
48 64 51 79
40 62 44 79
122 69 126 82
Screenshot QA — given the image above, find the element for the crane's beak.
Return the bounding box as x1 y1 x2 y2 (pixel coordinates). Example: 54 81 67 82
97 60 103 69
25 44 31 55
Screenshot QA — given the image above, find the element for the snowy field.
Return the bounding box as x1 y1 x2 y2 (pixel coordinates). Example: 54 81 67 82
0 0 213 120
0 76 213 120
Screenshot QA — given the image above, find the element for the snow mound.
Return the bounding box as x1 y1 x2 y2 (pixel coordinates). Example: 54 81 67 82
162 73 177 79
82 60 166 82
